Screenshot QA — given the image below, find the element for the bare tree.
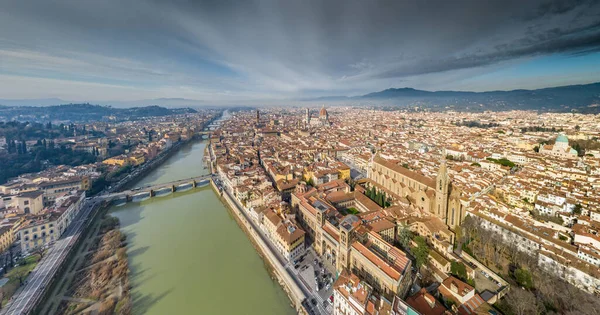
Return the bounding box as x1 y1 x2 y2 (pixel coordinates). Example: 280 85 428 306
506 288 539 315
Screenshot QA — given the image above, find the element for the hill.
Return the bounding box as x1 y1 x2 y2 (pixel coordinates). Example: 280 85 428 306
0 103 197 122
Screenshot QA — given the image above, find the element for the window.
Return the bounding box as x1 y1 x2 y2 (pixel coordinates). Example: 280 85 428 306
24 200 29 205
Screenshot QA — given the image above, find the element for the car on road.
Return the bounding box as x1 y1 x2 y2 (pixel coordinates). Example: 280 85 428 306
311 298 317 306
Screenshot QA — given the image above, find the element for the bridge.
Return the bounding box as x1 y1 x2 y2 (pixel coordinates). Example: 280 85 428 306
101 174 213 205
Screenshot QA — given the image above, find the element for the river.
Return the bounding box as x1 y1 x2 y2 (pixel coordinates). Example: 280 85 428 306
109 138 295 314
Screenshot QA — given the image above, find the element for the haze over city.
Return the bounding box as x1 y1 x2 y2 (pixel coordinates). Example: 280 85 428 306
1 0 600 104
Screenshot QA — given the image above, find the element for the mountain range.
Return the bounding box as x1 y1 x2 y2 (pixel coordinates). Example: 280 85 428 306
311 82 600 113
2 82 600 113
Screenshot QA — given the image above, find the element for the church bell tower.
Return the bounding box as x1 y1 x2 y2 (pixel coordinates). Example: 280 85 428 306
435 161 450 220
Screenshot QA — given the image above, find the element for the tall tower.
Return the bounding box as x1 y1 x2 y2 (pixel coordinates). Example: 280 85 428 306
256 109 260 124
435 161 450 219
305 108 310 128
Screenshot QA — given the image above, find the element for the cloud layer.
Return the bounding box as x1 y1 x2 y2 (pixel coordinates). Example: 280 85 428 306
1 0 600 102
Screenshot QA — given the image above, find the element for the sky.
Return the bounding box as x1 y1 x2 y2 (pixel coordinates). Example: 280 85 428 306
0 0 600 103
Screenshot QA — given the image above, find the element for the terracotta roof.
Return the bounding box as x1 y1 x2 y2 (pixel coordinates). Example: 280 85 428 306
351 241 402 281
405 288 447 315
374 156 436 188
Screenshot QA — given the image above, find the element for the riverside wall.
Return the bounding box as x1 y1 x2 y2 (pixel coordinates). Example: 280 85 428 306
210 179 308 314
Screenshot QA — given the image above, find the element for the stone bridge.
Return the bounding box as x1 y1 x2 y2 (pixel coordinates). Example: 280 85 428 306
101 174 213 205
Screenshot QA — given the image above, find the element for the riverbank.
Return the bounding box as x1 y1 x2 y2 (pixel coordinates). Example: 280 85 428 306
210 179 308 314
39 207 132 315
59 215 131 314
106 138 294 315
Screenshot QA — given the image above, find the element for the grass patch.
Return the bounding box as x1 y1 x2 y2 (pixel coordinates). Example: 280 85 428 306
1 253 42 306
346 207 360 215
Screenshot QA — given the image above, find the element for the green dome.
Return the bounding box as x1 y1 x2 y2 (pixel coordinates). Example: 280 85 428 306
556 134 569 143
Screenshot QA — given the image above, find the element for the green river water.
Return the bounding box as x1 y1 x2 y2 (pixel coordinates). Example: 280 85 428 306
109 140 295 315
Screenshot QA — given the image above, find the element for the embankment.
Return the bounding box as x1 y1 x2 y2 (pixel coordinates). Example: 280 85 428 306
210 179 308 314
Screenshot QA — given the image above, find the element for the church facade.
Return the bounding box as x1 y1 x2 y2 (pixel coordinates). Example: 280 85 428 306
369 155 466 228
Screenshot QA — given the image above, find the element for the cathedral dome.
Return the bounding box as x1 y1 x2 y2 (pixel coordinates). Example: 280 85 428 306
319 106 328 118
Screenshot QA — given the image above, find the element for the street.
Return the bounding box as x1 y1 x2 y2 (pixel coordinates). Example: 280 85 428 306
1 198 101 315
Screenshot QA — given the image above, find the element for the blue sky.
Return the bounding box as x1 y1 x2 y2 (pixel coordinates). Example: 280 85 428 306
0 0 599 104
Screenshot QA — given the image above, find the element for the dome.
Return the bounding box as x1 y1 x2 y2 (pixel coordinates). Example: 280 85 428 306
319 106 328 118
556 134 569 143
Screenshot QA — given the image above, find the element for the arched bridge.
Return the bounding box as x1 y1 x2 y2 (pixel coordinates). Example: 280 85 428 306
101 174 213 204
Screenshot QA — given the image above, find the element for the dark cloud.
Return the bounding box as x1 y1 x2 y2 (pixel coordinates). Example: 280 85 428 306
0 0 599 100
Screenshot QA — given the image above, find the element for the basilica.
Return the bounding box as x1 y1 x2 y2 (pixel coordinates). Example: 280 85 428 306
368 155 466 229
305 105 331 128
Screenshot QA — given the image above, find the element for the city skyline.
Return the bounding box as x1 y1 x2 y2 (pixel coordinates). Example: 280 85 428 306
1 0 600 102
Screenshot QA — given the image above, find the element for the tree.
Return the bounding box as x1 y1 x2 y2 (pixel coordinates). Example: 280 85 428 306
505 288 539 315
14 268 28 286
515 268 534 289
451 261 468 280
398 226 413 249
412 236 430 269
573 204 583 215
32 247 45 259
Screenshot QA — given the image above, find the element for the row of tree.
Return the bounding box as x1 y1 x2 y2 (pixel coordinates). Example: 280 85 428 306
521 125 564 133
364 186 392 208
5 140 26 154
457 216 600 315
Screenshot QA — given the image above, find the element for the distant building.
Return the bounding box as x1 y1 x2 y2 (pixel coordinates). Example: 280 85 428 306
539 133 578 159
308 106 332 127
